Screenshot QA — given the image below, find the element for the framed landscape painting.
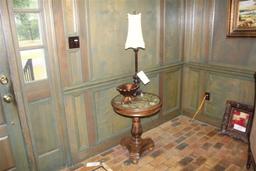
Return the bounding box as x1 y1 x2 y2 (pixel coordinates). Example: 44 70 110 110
227 0 256 37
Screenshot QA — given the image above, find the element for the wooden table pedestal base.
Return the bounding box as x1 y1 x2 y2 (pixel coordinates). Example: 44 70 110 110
111 93 162 164
120 117 154 164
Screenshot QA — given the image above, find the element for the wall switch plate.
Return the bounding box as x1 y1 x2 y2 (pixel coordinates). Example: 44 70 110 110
68 36 80 49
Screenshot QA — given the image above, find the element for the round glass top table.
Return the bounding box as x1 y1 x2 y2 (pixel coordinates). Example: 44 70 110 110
111 92 162 164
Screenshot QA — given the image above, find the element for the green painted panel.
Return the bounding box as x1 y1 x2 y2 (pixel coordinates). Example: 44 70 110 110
190 0 205 62
183 69 200 110
94 86 130 142
88 0 160 80
136 0 160 71
141 74 159 95
165 0 183 63
205 73 254 120
68 50 83 85
74 95 89 150
28 99 59 155
163 70 180 114
211 0 256 69
38 149 63 171
0 138 15 170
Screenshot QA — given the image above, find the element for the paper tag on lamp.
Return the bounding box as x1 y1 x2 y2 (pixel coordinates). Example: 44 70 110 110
137 71 150 84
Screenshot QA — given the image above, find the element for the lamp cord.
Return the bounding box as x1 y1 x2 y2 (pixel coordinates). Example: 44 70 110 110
191 95 207 122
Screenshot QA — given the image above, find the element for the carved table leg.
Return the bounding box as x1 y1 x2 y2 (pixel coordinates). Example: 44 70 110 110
120 117 154 164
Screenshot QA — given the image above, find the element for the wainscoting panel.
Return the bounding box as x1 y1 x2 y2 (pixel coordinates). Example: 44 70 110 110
51 0 185 168
87 0 160 80
63 0 78 35
183 0 215 63
162 69 181 115
182 67 200 111
67 50 83 85
182 64 254 126
164 0 184 64
64 94 90 161
204 73 254 120
93 86 129 143
27 98 64 171
210 0 256 69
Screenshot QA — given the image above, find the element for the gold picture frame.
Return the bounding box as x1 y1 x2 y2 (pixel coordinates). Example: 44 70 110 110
227 0 256 37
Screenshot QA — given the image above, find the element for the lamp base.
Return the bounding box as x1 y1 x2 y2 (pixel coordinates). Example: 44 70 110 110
133 75 141 96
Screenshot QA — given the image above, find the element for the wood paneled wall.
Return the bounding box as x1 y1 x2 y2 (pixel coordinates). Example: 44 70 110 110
182 0 255 126
50 0 184 167
12 0 256 170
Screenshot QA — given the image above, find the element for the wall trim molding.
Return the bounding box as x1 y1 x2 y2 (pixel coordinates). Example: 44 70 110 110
64 62 183 94
64 61 255 95
185 62 255 79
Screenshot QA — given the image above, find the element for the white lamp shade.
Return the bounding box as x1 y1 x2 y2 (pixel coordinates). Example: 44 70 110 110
125 13 145 49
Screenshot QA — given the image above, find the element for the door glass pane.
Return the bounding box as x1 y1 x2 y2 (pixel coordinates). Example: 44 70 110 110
14 13 42 47
12 0 38 9
20 49 47 82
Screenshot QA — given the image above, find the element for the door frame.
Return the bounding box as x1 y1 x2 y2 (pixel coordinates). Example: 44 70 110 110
0 1 37 170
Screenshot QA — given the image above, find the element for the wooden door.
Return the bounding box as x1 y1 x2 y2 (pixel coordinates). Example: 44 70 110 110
0 0 66 170
0 6 29 171
1 0 67 170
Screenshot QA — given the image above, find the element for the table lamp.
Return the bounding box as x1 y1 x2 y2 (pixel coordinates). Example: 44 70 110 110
125 13 145 95
116 12 145 103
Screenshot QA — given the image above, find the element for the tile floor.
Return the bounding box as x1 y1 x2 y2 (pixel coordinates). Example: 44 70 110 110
75 115 252 171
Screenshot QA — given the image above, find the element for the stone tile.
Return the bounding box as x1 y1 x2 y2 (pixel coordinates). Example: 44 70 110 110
199 136 209 142
225 164 242 171
138 164 154 171
121 164 139 171
178 156 194 166
73 115 249 171
205 157 220 167
150 149 163 158
176 142 188 150
182 127 192 132
184 131 194 137
154 164 168 171
193 156 207 166
164 142 175 150
149 155 167 167
201 142 212 151
211 164 226 171
181 164 198 171
197 165 212 171
175 136 187 143
171 122 181 127
213 142 224 150
138 156 154 167
207 130 218 137
171 117 180 122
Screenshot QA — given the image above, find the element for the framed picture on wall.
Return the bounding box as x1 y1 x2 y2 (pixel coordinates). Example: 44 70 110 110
227 0 256 37
220 100 254 143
